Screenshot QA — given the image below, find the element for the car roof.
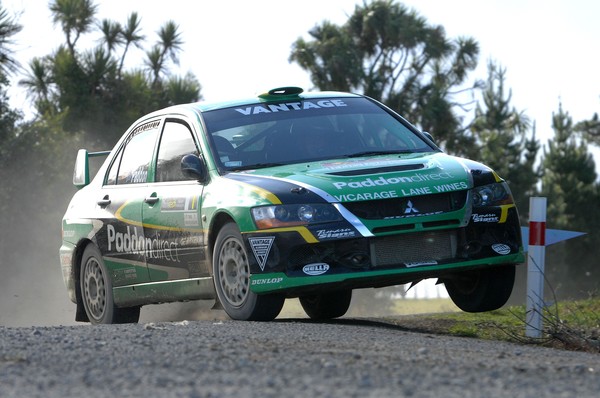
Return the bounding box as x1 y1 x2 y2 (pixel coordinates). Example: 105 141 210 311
157 88 363 115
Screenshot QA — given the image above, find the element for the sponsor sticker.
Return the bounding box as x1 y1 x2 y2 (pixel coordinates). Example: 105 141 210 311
161 197 198 212
130 120 160 135
332 174 457 190
251 277 284 286
128 166 148 184
302 263 330 276
405 260 438 268
184 212 199 227
383 211 443 220
323 158 402 170
107 224 180 262
60 253 72 267
235 100 347 116
472 213 499 223
334 190 398 202
123 268 137 280
248 237 275 271
162 197 186 211
491 243 511 255
315 228 355 239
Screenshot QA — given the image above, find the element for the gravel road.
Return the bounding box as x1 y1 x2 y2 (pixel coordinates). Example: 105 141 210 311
0 318 598 398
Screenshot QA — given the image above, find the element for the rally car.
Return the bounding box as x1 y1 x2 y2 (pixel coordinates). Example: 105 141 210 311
60 86 524 324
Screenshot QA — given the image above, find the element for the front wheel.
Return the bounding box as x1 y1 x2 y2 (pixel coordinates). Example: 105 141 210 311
80 244 140 324
300 290 352 320
443 265 515 313
213 223 284 321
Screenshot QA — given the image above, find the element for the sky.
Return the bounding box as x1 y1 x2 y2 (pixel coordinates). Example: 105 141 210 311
4 0 600 156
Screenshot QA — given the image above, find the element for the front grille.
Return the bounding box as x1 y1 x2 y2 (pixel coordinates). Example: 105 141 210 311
371 230 457 266
343 191 467 220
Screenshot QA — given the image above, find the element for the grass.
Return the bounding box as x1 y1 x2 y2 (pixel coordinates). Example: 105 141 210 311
381 297 600 353
280 294 600 353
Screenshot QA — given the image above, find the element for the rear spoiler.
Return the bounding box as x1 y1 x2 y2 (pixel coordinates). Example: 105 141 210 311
73 149 110 189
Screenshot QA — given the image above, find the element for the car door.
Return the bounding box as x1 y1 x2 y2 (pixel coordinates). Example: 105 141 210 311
95 119 162 286
142 119 207 281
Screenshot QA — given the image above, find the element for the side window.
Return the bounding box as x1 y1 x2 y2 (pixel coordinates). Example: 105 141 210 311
113 125 160 184
105 147 124 185
155 121 199 182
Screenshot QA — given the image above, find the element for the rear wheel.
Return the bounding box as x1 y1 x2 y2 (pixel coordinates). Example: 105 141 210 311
443 265 515 313
300 290 352 320
80 244 140 324
213 223 284 321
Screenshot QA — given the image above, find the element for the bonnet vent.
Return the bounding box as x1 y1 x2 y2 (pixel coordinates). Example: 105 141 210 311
327 164 425 176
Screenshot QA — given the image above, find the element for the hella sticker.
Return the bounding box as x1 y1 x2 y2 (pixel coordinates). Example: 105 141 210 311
302 263 330 276
492 243 511 255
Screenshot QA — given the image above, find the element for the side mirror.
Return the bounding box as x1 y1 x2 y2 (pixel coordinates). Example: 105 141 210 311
73 149 110 189
73 149 90 188
422 131 435 144
181 154 208 183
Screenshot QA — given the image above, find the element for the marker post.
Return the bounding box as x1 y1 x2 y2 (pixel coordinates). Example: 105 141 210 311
526 197 547 338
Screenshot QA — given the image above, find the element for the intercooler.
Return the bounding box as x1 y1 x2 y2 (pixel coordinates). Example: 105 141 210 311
370 230 457 267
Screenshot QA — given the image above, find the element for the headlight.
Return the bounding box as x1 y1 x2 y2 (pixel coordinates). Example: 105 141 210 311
472 182 514 207
251 204 342 229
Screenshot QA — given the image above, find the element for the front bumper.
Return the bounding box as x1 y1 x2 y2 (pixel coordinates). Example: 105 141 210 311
245 206 524 295
250 253 523 295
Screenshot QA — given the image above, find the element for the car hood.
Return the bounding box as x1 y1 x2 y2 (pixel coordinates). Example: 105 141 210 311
226 152 487 204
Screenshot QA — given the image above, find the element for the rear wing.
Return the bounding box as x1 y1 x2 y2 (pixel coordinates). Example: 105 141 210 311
73 149 110 189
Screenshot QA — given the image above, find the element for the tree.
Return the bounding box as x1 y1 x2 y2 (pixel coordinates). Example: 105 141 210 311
469 61 539 219
49 0 97 56
98 18 123 55
0 3 23 156
575 112 600 145
290 0 481 155
21 0 201 145
19 57 55 115
540 104 600 296
0 4 30 298
116 12 144 77
0 5 22 76
146 20 183 87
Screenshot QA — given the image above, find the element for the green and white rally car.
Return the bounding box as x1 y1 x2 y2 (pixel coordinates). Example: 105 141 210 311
60 87 524 324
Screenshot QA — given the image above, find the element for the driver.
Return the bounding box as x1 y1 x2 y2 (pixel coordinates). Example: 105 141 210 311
291 119 327 158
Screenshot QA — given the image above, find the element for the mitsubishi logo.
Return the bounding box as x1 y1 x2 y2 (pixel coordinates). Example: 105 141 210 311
404 200 419 214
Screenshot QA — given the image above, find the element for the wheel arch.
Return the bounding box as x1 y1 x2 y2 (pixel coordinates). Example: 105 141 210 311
207 211 237 273
73 238 93 322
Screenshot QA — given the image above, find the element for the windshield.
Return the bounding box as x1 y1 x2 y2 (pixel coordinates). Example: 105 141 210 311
201 96 437 171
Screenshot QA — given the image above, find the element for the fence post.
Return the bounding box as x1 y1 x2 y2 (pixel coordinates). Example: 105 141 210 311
526 197 547 338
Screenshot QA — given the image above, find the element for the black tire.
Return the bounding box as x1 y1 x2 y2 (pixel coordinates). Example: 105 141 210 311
213 223 284 321
300 290 352 320
80 244 140 324
444 265 515 313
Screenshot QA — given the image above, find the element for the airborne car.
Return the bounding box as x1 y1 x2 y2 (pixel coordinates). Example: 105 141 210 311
60 87 524 324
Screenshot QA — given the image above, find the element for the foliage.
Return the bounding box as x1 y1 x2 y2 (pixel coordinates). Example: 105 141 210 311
540 105 600 295
0 1 202 297
0 4 22 76
384 296 600 353
20 0 202 146
290 0 481 156
576 113 600 144
469 61 539 221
